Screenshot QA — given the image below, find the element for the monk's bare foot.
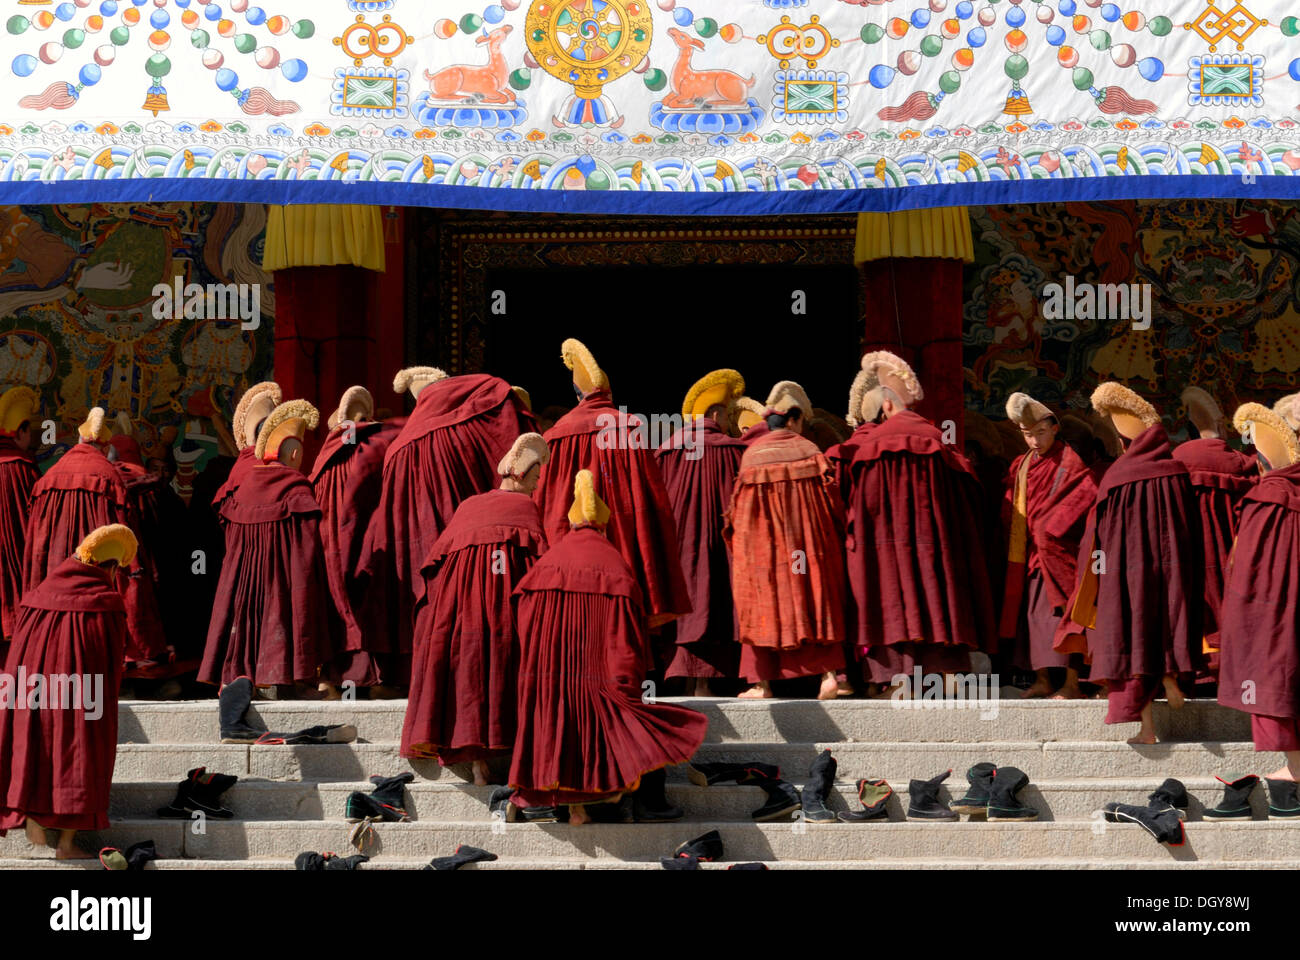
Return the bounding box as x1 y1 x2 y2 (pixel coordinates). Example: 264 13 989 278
817 673 839 701
317 682 342 701
55 845 93 860
1162 675 1185 709
1022 681 1055 699
568 804 591 825
1126 733 1158 745
471 760 490 787
837 679 856 697
696 680 715 697
1050 682 1085 700
1267 764 1297 781
738 682 773 700
24 818 45 847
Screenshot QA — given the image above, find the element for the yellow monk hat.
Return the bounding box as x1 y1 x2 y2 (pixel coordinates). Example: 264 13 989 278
1234 402 1300 471
1181 386 1226 439
682 369 744 420
74 523 138 567
567 468 610 527
0 386 38 435
765 380 812 419
255 399 320 461
511 385 532 411
846 366 883 428
1090 381 1161 440
1273 391 1300 432
393 366 448 400
1006 391 1055 430
77 406 111 444
734 396 765 433
860 350 924 407
327 385 374 431
232 381 281 451
561 338 608 396
498 432 549 479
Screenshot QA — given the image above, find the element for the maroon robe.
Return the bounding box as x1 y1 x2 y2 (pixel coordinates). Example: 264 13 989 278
0 556 127 834
1171 438 1256 650
212 446 258 507
124 470 194 671
0 436 37 656
360 376 532 682
22 443 164 666
309 419 403 686
536 391 690 630
847 410 997 682
509 526 707 806
1217 461 1300 739
401 489 547 764
826 423 877 507
655 418 746 679
999 441 1098 671
199 461 334 687
1059 425 1203 722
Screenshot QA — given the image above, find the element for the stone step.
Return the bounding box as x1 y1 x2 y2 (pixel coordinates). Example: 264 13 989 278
116 697 1248 746
6 819 1296 863
104 777 1266 824
108 740 1273 784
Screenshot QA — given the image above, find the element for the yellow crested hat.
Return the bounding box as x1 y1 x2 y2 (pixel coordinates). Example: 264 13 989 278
255 399 320 461
1090 382 1161 440
232 381 282 450
74 523 138 567
846 367 883 428
498 432 549 479
765 380 812 418
735 396 765 432
511 385 532 411
1181 386 1226 439
861 350 924 407
392 366 449 400
1006 391 1055 430
1274 391 1300 432
567 468 611 527
0 386 38 435
683 369 744 420
77 406 111 444
1234 402 1300 471
561 338 609 396
328 385 374 432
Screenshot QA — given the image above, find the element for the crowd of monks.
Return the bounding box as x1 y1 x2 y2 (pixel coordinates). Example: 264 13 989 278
3 337 1300 848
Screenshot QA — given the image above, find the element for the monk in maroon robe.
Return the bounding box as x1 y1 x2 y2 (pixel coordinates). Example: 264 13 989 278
509 470 707 822
0 387 39 662
0 524 135 859
1058 383 1203 744
999 393 1097 699
534 339 690 633
656 370 747 694
845 352 997 693
211 381 281 508
1218 403 1300 786
736 397 769 446
200 400 335 693
360 367 534 685
309 386 403 689
403 433 549 785
725 381 847 700
1172 387 1256 672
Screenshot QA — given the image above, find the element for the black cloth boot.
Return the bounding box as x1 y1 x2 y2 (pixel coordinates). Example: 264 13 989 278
801 749 838 825
687 761 781 787
728 862 769 870
488 786 516 822
673 829 724 862
661 855 700 870
950 762 997 816
256 723 357 745
125 840 158 872
218 677 262 743
838 778 892 823
425 845 498 870
1266 778 1300 820
345 772 414 823
1146 778 1188 820
632 768 683 822
294 851 370 870
986 766 1038 822
751 778 801 822
907 770 958 822
1102 802 1185 845
1203 774 1259 821
157 767 239 819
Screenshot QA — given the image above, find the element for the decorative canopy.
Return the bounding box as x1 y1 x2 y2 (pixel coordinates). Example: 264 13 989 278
0 1 1294 213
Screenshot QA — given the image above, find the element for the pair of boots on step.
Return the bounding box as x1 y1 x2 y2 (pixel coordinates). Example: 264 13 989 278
1204 774 1300 821
921 764 1038 822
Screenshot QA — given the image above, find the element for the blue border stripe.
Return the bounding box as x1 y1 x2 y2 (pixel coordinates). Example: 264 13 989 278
0 175 1284 213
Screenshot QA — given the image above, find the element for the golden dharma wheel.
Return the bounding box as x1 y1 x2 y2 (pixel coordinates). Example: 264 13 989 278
525 0 654 100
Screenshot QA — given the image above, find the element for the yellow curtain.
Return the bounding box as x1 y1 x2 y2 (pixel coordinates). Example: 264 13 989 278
854 207 974 264
262 204 386 273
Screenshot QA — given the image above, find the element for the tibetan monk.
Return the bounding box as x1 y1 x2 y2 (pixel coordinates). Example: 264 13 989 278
200 400 335 693
999 392 1098 700
212 381 281 508
1172 387 1256 670
845 352 997 693
656 370 747 694
735 396 769 445
0 387 39 661
360 367 534 684
0 524 135 859
1218 404 1300 793
725 380 847 700
534 339 690 633
509 470 707 823
1058 383 1203 744
309 386 403 689
402 433 549 786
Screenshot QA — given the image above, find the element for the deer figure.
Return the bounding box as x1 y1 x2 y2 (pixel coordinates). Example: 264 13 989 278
661 27 755 109
425 24 515 104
